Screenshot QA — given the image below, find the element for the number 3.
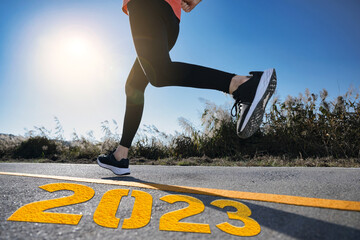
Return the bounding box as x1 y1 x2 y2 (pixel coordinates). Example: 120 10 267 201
210 199 261 236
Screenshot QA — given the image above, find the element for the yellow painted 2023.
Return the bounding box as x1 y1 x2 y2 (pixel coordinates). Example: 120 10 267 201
7 183 261 237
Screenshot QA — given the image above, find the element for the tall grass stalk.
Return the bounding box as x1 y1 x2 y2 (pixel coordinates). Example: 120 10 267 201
1 88 358 161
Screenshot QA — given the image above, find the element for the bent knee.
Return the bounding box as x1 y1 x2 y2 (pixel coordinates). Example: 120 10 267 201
146 69 169 88
138 57 170 88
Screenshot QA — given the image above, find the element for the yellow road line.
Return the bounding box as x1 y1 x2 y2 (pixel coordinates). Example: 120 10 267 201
1 171 359 212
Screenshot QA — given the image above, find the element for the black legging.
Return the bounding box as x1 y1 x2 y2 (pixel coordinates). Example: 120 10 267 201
120 0 235 148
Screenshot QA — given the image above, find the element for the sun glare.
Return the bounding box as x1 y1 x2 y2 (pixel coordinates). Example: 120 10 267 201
33 28 110 97
65 37 90 58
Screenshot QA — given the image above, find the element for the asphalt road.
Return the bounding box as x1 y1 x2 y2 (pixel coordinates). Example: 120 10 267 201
0 163 359 239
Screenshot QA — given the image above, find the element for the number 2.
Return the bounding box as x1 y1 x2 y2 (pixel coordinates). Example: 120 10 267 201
159 195 211 234
7 183 95 225
7 182 261 237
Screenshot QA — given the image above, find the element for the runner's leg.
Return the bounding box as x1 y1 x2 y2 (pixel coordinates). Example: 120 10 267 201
119 60 148 149
117 0 250 154
128 0 235 92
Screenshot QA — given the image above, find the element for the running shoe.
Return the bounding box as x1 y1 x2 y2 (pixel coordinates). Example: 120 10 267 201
231 68 277 138
97 153 130 175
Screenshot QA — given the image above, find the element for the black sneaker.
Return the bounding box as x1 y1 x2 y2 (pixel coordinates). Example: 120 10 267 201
231 68 277 138
97 153 130 175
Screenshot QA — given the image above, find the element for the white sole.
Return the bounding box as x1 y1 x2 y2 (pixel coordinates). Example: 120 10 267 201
97 159 130 175
239 68 277 137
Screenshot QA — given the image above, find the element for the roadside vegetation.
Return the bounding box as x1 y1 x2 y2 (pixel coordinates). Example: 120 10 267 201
1 88 359 167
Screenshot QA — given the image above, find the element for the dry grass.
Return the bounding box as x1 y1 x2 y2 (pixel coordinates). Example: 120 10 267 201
1 156 359 168
1 88 359 166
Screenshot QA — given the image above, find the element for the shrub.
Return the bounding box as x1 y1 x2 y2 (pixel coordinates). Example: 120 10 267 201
13 136 58 159
0 134 25 158
2 88 358 161
170 135 200 158
130 137 169 160
67 137 101 159
264 88 360 158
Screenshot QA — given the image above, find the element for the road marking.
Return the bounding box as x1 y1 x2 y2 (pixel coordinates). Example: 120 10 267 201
7 183 261 236
1 171 359 212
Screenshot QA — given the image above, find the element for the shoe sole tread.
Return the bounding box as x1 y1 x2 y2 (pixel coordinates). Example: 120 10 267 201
237 68 277 138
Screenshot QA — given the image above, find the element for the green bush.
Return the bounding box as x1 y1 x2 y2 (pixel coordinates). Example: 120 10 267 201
264 88 360 158
130 137 169 160
170 135 201 158
13 136 58 159
0 134 24 158
166 88 360 159
64 138 101 159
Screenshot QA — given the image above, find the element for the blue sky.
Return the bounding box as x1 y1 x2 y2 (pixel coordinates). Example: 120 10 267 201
1 0 359 141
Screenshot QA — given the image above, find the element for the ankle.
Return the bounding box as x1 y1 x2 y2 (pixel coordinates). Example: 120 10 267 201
113 145 129 161
229 75 250 94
